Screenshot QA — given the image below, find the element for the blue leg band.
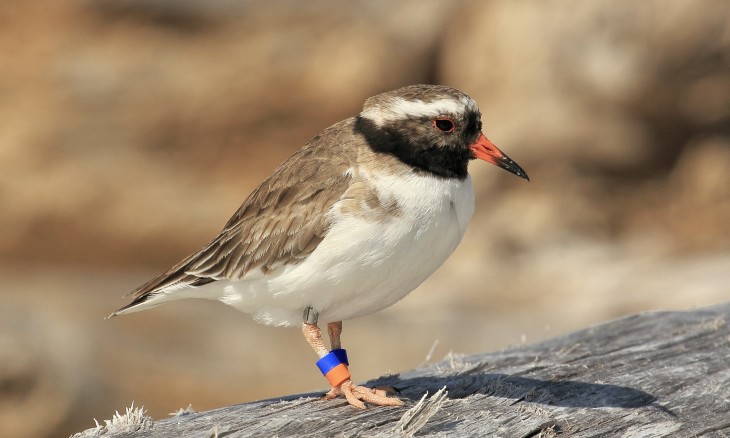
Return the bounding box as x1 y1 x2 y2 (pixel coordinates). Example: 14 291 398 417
316 351 342 375
331 348 349 366
316 349 351 386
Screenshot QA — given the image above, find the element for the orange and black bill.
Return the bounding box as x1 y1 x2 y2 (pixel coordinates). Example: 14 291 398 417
469 133 529 181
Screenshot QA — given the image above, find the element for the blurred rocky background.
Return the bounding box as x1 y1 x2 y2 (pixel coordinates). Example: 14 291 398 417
1 0 728 436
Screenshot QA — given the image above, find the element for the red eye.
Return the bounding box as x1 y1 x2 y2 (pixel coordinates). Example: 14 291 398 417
433 118 454 132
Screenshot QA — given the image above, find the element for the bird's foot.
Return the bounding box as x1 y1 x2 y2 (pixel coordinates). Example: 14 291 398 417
323 379 404 409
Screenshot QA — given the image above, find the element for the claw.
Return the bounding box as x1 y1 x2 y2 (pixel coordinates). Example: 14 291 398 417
373 385 399 396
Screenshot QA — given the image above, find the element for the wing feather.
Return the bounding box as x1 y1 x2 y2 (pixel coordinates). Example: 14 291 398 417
121 122 356 310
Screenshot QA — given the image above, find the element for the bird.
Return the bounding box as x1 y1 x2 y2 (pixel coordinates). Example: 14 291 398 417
111 84 529 409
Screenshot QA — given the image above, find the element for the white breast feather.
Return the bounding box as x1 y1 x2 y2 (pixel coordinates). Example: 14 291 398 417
213 170 475 327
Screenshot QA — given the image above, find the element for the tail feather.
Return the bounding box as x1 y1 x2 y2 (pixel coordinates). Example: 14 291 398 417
107 293 160 318
110 267 217 318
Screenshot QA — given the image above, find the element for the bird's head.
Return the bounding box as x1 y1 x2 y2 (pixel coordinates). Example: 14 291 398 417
357 84 529 181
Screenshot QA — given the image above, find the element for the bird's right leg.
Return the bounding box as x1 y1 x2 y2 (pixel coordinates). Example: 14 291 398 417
301 308 403 409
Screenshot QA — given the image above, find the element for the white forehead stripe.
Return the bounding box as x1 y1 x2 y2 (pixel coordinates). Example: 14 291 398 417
361 96 478 126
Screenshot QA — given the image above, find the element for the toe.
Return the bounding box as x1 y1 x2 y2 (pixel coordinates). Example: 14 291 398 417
342 382 366 409
325 379 404 408
352 385 405 407
322 386 341 400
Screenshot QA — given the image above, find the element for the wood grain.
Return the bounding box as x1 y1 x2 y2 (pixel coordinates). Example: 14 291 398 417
75 303 730 437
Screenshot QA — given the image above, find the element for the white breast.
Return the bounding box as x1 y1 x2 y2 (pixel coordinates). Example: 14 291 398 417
216 171 475 326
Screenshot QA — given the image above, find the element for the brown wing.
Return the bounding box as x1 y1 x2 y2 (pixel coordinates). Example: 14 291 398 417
120 129 354 310
185 150 352 280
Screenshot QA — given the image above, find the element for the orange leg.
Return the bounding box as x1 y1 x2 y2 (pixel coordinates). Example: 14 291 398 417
301 320 403 409
327 321 342 350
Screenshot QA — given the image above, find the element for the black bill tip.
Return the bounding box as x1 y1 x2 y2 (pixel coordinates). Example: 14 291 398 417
498 155 530 181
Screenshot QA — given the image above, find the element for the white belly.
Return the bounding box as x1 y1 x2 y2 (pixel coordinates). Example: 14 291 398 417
215 172 475 326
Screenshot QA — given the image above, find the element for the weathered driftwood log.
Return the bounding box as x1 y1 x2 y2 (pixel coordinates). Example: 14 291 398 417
75 303 730 437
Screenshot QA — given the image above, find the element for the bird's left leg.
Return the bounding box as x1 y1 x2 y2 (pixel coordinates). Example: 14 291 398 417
301 312 403 409
327 320 343 350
